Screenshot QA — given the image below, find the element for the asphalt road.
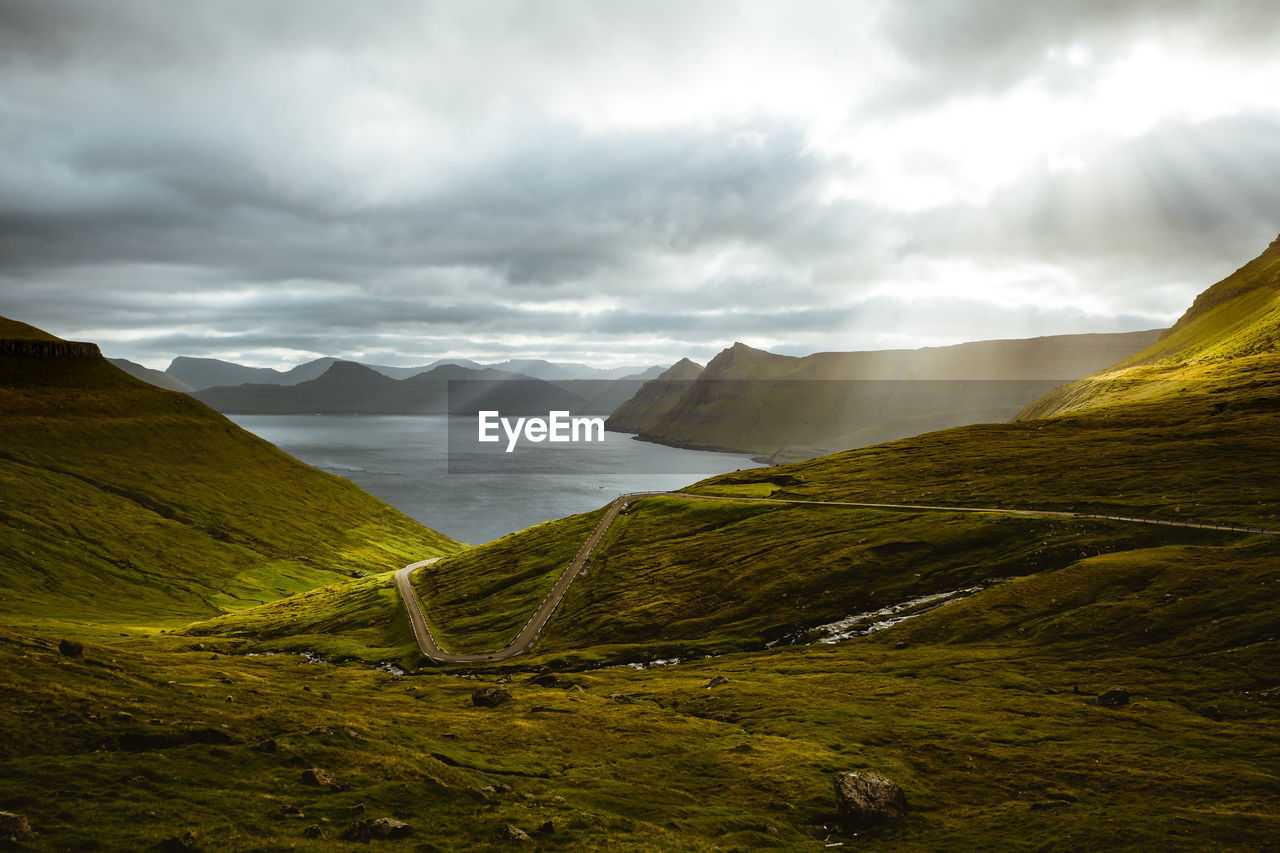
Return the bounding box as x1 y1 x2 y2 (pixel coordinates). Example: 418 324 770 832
396 491 1278 663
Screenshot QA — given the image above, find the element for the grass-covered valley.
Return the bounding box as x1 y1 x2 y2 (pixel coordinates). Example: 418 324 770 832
3 236 1280 850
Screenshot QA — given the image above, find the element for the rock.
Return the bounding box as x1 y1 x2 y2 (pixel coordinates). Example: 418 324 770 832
276 804 304 819
370 817 413 839
529 673 558 687
551 795 567 804
339 820 373 842
728 743 755 754
833 771 908 829
154 829 199 852
472 686 513 707
1202 704 1224 721
301 767 339 788
59 638 84 658
115 711 135 722
607 693 634 704
501 823 533 841
252 738 278 753
495 782 514 794
706 675 730 688
347 802 365 814
893 641 909 649
1096 688 1131 708
302 824 325 839
0 811 35 841
535 821 554 836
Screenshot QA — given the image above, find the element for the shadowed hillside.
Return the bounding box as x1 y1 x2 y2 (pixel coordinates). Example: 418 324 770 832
0 318 463 623
616 330 1162 461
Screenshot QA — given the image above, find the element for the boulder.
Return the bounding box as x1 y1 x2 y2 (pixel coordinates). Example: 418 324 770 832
302 824 325 839
529 673 558 687
472 686 513 708
301 767 339 788
275 804 304 819
706 675 730 688
59 638 84 658
1096 688 1131 708
371 817 413 839
833 771 908 829
0 811 35 841
501 823 532 841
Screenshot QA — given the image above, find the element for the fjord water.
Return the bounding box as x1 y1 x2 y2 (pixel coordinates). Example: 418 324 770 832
228 414 761 544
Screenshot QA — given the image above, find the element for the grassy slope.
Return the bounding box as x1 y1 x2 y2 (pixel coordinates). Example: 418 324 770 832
6 237 1280 850
0 323 463 628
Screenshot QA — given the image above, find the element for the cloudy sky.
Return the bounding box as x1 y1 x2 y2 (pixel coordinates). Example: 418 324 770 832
3 0 1279 370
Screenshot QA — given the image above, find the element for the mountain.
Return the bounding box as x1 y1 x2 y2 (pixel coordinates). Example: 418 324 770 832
107 357 195 392
618 330 1162 461
0 317 462 622
166 355 339 390
192 360 589 415
605 357 704 433
1021 233 1280 419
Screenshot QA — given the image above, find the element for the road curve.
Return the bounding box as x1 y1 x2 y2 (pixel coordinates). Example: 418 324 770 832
396 491 1278 663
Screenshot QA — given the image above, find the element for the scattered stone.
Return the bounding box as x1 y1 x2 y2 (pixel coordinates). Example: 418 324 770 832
0 811 35 841
495 783 514 794
224 695 235 703
347 802 365 814
766 825 779 835
276 804 304 819
115 711 135 722
252 738 278 753
370 817 413 839
191 643 206 652
501 823 533 842
706 675 730 688
302 824 325 839
472 686 513 708
58 638 84 658
1096 688 1131 709
301 768 340 788
154 829 199 852
551 795 567 804
833 771 908 829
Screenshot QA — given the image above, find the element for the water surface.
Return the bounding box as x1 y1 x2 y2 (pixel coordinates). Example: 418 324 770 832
228 414 761 544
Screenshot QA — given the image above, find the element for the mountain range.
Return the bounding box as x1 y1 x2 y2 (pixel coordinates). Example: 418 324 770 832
608 330 1163 461
166 354 665 390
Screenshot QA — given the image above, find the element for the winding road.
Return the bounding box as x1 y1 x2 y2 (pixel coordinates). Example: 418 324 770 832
396 491 1278 664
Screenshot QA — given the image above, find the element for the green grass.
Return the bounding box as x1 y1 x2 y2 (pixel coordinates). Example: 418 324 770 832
0 349 463 625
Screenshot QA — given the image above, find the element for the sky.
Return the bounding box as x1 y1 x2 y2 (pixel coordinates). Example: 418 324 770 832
2 0 1280 370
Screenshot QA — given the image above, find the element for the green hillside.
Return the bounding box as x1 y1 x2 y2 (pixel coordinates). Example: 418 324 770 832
0 319 463 627
4 231 1280 851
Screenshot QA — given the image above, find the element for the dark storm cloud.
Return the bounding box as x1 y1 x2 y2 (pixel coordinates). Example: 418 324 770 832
1 1 1278 367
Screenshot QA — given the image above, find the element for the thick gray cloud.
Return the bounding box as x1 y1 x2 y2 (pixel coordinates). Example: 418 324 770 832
1 0 1278 369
